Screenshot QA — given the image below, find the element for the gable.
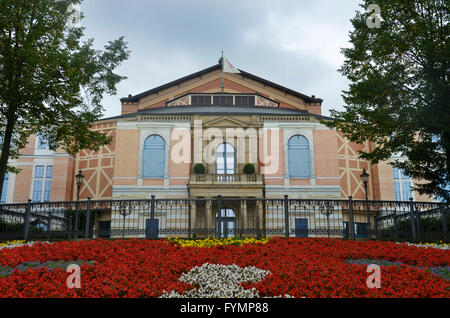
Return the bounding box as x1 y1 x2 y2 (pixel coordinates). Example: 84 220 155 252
121 64 322 114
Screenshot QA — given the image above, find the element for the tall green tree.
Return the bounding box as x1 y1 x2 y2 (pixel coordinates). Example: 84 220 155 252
325 0 449 202
0 0 129 198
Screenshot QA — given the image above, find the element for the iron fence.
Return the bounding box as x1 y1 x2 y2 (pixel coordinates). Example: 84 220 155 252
0 196 448 242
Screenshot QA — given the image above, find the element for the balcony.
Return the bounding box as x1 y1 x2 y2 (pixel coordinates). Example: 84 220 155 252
188 163 264 197
189 172 262 185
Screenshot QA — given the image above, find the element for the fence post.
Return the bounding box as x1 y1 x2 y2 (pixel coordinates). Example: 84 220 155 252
348 196 355 240
393 210 398 241
150 195 155 239
284 195 290 238
441 205 448 242
47 212 52 241
23 199 32 241
217 195 222 238
374 215 379 239
84 197 92 239
409 198 417 240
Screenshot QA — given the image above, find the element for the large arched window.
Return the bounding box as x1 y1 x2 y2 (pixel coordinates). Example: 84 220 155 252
216 143 235 174
143 135 165 178
288 135 310 178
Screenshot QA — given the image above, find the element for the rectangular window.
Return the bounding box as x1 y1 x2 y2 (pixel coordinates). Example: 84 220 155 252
191 95 211 106
235 95 255 107
213 95 233 106
32 165 52 202
32 180 43 202
46 166 53 178
35 166 44 178
44 180 52 202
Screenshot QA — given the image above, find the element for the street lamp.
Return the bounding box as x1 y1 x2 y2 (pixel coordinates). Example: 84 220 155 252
319 203 334 238
75 170 84 200
74 170 84 238
360 169 370 237
119 204 134 239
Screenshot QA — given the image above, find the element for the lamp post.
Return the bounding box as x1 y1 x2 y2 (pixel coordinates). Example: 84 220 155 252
360 169 370 237
319 203 334 238
74 170 84 239
119 204 134 239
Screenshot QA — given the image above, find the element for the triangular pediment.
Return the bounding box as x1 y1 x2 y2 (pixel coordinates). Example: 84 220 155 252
203 116 250 128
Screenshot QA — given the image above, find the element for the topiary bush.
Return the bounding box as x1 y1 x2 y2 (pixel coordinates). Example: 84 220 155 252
243 163 255 174
193 163 206 174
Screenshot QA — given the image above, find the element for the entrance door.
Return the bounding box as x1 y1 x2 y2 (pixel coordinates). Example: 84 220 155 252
295 218 308 237
215 208 236 238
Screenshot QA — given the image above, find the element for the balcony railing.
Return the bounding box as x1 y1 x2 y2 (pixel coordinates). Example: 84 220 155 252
190 173 262 184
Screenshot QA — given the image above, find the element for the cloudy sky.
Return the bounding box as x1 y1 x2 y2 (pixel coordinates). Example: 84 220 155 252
79 0 364 118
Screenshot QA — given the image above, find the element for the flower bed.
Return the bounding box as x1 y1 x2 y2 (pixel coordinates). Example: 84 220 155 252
0 238 449 298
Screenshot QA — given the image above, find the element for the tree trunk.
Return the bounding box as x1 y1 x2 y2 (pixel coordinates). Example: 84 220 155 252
0 114 16 199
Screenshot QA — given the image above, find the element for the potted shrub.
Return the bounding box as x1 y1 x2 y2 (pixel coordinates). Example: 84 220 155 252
243 163 255 174
193 163 206 174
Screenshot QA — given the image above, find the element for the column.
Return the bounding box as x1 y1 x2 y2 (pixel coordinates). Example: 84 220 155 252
256 200 263 237
240 200 247 235
205 200 212 237
190 200 197 237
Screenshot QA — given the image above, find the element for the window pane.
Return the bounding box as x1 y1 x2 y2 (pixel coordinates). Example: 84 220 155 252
402 181 411 201
392 168 399 179
1 174 8 203
44 180 52 202
394 181 401 201
46 166 53 178
32 180 43 202
35 166 44 178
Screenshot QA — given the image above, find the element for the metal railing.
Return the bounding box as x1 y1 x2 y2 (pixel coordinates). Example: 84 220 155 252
0 196 448 242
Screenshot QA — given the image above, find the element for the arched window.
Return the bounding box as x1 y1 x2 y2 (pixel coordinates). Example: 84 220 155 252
143 135 165 178
216 208 236 238
288 135 310 178
216 143 235 174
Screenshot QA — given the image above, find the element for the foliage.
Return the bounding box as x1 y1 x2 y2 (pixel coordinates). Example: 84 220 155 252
0 0 130 195
323 0 449 201
243 163 255 174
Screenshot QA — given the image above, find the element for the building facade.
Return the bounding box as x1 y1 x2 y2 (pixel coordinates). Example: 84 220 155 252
1 63 435 238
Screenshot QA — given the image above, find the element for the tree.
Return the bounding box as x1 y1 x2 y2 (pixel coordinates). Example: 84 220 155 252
0 0 129 197
325 0 449 202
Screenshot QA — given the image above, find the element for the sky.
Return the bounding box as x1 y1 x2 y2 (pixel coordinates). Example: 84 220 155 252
79 0 364 118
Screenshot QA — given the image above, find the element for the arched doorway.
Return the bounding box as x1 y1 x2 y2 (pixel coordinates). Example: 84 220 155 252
215 208 236 238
